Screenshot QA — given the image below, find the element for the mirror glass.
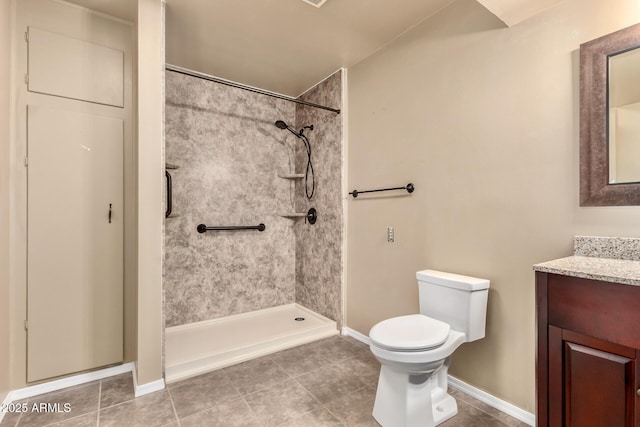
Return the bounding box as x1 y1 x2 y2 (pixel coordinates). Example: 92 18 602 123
608 48 640 184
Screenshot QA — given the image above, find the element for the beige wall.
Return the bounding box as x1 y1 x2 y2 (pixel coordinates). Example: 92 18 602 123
136 0 164 386
347 0 640 413
0 0 13 401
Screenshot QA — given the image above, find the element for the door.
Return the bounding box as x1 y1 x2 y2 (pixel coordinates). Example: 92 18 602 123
27 105 123 382
549 326 638 427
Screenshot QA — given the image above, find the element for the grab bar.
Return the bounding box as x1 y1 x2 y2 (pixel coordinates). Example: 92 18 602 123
197 223 266 233
349 183 415 198
165 170 172 218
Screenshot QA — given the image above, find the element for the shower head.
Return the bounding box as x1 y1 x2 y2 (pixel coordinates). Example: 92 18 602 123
275 119 303 138
274 120 314 137
275 120 288 130
274 119 316 199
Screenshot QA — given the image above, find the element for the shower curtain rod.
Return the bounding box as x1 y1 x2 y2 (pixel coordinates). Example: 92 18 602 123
165 64 341 114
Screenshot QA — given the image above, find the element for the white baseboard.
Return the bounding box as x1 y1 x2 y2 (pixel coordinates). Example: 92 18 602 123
342 326 370 345
132 364 165 397
448 376 534 426
342 326 535 426
0 362 166 423
7 362 135 403
133 378 165 398
0 362 135 423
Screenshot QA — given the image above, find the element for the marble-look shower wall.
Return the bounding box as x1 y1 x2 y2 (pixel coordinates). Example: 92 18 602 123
164 71 298 327
294 70 344 327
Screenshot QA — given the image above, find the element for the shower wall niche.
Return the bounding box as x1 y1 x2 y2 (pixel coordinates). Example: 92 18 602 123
163 70 343 329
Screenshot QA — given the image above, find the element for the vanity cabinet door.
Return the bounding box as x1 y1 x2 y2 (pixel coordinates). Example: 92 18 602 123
549 326 638 427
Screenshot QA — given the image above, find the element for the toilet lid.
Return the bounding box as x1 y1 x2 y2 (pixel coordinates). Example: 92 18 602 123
369 314 450 351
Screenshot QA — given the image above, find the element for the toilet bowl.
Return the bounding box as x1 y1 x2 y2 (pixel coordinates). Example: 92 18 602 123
369 270 490 427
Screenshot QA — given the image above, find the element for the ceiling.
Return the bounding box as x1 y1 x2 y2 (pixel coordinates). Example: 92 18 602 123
477 0 564 26
66 0 136 23
164 0 459 96
66 0 564 97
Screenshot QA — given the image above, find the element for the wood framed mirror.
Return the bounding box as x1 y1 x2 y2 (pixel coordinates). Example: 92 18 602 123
580 23 640 206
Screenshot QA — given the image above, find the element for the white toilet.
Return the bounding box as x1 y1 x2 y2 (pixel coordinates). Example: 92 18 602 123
369 269 490 427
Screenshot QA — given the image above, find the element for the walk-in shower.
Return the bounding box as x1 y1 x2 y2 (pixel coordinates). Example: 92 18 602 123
163 66 344 384
275 120 315 199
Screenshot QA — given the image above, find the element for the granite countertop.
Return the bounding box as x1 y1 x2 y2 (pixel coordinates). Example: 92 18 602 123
533 255 640 287
534 236 640 286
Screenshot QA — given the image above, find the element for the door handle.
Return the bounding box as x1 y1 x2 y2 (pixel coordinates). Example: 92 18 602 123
108 203 112 224
165 170 172 218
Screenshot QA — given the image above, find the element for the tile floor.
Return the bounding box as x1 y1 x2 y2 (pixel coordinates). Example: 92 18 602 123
1 336 529 426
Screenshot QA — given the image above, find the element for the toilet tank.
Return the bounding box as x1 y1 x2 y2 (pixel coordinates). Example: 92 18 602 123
417 270 490 342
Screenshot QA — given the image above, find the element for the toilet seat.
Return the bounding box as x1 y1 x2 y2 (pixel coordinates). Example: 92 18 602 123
369 314 450 352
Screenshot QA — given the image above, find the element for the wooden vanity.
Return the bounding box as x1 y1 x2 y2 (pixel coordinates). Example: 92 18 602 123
535 243 640 427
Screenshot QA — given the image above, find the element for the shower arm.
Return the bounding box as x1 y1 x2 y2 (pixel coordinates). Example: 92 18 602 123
285 127 300 138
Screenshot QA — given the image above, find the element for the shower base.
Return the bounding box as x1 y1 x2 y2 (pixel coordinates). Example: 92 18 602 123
165 303 338 383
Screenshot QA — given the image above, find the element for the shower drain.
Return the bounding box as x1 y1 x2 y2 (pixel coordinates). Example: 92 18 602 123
294 317 305 321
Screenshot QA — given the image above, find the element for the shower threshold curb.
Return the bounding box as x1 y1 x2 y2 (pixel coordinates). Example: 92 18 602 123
165 303 338 383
